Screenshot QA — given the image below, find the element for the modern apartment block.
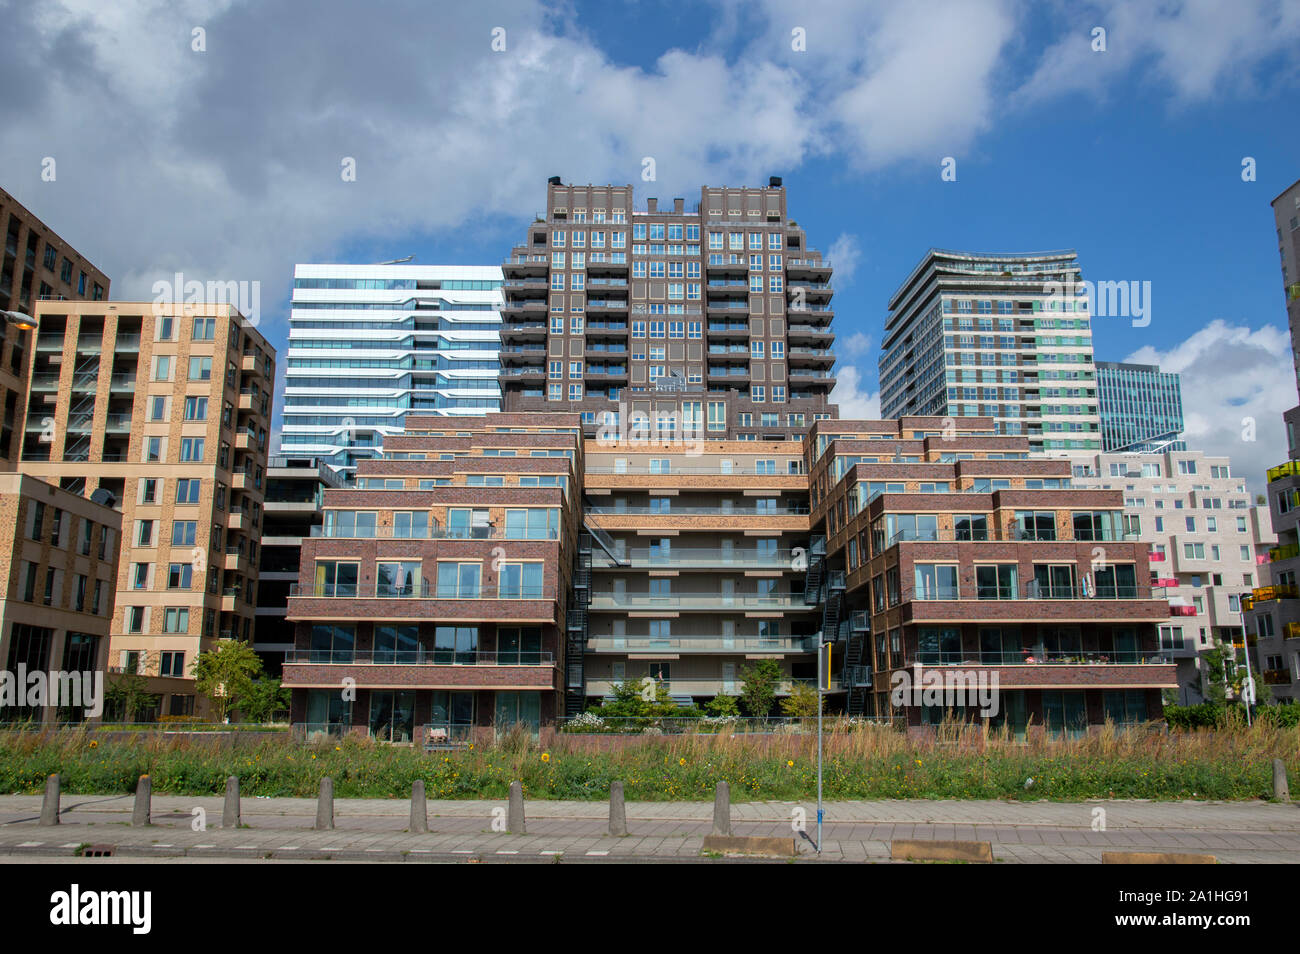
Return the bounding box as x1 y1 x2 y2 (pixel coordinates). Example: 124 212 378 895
581 438 818 709
19 301 275 717
254 456 342 677
1095 361 1185 453
1068 451 1274 704
500 177 837 440
0 187 111 468
281 264 503 479
880 250 1102 455
1243 177 1300 704
806 417 1177 734
282 414 583 740
0 473 120 723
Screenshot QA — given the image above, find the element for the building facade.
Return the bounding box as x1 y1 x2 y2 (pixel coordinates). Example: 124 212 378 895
281 264 503 479
581 437 818 710
1095 361 1185 453
20 301 275 717
880 250 1102 455
806 417 1177 734
1068 450 1273 703
500 177 837 439
254 456 341 677
282 414 583 740
1243 179 1300 705
0 473 120 723
0 187 111 469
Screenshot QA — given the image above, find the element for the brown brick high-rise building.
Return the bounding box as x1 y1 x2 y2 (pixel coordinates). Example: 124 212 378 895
500 177 837 440
19 301 275 718
0 187 111 468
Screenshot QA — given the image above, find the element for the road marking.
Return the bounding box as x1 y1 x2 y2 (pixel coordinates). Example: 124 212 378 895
194 845 215 849
279 846 300 850
540 850 562 855
18 841 42 847
61 843 80 849
496 850 518 855
452 849 474 854
236 845 258 849
153 844 173 848
586 850 609 856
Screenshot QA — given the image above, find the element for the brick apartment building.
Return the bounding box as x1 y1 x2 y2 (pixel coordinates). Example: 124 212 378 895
0 187 111 468
806 417 1178 735
0 472 120 723
283 414 584 740
19 301 275 718
500 177 837 439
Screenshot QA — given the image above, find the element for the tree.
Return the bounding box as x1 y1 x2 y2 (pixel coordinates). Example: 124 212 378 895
704 693 740 717
104 671 157 722
238 678 290 724
739 659 782 718
589 677 699 719
780 680 819 718
192 640 264 722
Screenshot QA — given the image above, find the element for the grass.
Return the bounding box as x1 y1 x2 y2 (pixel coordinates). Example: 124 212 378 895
0 720 1294 802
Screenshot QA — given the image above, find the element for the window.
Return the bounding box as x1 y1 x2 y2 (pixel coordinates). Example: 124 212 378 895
188 355 213 381
159 651 186 677
140 478 158 504
146 436 163 463
167 563 193 589
192 317 215 340
975 564 1018 599
180 437 205 461
137 520 155 546
149 396 168 421
184 396 208 420
175 478 201 504
914 564 959 600
314 561 359 597
376 561 421 597
163 608 190 633
437 562 481 599
498 562 544 598
171 521 198 546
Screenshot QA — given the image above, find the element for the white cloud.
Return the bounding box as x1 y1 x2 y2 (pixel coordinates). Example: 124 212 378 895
1015 0 1300 106
839 331 874 359
1125 320 1295 489
828 233 862 285
830 364 882 420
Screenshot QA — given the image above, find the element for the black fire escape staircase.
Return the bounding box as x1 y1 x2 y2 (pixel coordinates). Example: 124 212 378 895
842 610 872 715
564 533 593 717
62 355 100 462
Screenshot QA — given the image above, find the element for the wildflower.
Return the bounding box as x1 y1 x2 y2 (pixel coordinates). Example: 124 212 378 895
787 760 794 767
541 752 550 763
88 740 99 749
679 757 686 766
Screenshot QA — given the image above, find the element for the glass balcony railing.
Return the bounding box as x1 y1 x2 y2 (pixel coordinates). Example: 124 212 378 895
592 547 799 568
1269 543 1299 562
289 583 556 601
1267 461 1300 482
1250 584 1298 603
912 649 1173 666
588 593 807 610
285 649 554 666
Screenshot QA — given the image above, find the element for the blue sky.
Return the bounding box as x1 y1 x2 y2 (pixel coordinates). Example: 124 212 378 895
3 0 1299 481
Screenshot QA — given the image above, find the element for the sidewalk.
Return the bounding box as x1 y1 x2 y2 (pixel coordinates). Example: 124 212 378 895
1 795 1296 863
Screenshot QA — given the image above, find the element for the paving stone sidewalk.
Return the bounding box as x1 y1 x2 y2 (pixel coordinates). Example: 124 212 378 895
1 795 1296 863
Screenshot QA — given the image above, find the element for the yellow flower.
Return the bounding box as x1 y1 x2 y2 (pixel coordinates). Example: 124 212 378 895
541 752 550 763
88 740 99 749
679 758 686 766
786 760 794 767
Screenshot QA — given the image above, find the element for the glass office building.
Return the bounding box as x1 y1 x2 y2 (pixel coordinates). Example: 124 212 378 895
1095 361 1185 453
280 264 503 479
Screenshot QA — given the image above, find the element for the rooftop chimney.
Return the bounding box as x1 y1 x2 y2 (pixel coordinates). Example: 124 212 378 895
673 198 684 213
769 176 783 188
646 197 658 212
547 175 562 185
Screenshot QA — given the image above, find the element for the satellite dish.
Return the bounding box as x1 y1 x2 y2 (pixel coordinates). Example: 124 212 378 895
90 487 116 507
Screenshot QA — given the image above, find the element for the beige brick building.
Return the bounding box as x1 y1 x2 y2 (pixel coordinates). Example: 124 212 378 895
19 301 274 717
0 472 120 723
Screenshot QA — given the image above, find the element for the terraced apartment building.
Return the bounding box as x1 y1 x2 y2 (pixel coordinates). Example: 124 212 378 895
282 414 584 739
1067 450 1274 705
0 187 111 468
18 301 275 718
805 417 1177 735
500 177 837 439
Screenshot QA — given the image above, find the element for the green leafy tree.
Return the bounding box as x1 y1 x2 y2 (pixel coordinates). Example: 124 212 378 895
589 678 699 719
739 659 782 718
104 671 157 722
780 680 819 718
192 640 264 722
704 693 740 717
238 678 290 724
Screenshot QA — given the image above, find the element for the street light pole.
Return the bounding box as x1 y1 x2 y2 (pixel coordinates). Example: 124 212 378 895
816 640 826 854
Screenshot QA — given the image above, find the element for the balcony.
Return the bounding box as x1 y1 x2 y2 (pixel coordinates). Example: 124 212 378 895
587 592 810 611
1250 584 1298 603
282 649 559 691
286 582 559 623
1262 669 1292 685
310 524 556 541
1286 622 1300 640
1269 543 1299 562
1169 604 1197 617
585 637 812 654
1268 461 1300 482
591 547 800 570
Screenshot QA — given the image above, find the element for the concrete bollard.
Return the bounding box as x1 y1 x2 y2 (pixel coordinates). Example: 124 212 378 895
315 777 334 830
410 779 428 833
508 780 526 834
131 774 151 827
222 776 240 828
40 773 60 826
609 780 627 836
1274 759 1291 801
712 781 731 836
